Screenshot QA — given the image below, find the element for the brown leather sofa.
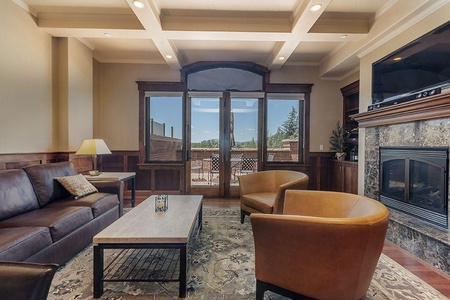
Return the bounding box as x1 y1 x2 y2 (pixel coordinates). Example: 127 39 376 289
238 170 309 223
0 161 123 265
251 190 390 300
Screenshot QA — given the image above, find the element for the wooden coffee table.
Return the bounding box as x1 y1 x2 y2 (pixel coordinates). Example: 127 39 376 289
93 195 203 298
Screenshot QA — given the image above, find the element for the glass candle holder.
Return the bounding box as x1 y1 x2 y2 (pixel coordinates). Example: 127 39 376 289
155 195 168 212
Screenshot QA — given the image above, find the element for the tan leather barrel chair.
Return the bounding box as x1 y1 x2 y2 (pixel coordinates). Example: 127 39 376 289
238 170 309 223
251 190 389 300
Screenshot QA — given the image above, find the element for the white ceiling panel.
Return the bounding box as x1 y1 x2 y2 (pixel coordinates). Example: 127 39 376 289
10 0 445 78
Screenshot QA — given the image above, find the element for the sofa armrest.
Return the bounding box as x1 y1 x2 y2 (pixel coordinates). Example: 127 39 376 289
0 261 58 300
90 180 124 217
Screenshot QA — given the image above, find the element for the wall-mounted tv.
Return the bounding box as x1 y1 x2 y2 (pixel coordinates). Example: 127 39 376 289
372 20 450 107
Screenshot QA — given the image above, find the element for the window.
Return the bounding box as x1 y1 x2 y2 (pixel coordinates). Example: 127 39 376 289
266 93 305 164
145 92 183 162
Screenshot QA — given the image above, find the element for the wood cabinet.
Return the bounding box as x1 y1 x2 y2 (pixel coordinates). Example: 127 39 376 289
340 81 359 133
330 160 358 194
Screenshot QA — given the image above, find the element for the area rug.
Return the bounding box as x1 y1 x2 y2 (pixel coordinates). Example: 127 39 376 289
48 208 447 300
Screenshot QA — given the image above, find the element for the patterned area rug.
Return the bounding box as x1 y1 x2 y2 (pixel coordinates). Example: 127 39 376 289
48 208 447 300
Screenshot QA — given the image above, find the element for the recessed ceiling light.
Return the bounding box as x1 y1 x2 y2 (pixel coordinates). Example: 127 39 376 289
165 55 173 59
340 34 348 39
104 33 112 37
393 57 402 61
310 4 322 12
132 0 144 8
278 56 285 61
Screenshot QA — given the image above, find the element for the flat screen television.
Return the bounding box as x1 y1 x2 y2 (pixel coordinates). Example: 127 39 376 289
372 20 450 106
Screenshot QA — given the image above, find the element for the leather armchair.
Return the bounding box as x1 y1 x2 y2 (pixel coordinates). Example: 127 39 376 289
238 170 309 223
0 261 57 300
251 190 390 300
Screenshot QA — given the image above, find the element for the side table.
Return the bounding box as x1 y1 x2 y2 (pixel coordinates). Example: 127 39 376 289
84 172 136 207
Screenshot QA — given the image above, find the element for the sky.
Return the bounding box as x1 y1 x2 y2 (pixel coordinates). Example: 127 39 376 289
150 96 299 143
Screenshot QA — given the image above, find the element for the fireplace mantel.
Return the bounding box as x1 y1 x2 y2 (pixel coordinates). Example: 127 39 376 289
353 93 450 128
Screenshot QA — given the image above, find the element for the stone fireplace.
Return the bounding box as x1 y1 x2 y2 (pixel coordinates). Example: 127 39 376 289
355 93 450 275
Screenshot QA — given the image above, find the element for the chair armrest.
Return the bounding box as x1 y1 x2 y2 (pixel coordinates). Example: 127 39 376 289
0 261 58 300
250 213 387 299
273 175 309 214
90 180 124 216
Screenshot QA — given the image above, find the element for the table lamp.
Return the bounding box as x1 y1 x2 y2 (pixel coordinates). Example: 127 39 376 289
75 139 112 176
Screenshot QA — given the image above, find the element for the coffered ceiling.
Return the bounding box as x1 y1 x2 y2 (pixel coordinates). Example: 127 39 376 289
12 0 448 79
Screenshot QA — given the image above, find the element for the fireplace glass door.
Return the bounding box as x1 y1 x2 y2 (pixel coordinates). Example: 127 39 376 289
409 160 445 214
381 159 405 202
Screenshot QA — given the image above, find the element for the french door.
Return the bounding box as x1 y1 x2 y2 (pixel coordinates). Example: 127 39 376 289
187 92 261 197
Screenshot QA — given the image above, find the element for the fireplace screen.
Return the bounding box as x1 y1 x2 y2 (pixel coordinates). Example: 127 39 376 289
380 147 449 228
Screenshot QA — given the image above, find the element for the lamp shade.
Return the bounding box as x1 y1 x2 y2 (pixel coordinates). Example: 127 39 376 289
75 139 112 155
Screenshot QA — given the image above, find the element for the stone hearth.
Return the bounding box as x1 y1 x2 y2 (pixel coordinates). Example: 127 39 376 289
364 119 450 275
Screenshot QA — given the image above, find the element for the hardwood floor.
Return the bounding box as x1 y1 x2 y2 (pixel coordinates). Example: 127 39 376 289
382 240 450 297
126 196 450 298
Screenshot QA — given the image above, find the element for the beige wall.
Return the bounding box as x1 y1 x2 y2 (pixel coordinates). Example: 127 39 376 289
67 38 94 151
0 0 54 153
96 63 180 150
357 2 450 194
56 37 94 151
0 2 94 153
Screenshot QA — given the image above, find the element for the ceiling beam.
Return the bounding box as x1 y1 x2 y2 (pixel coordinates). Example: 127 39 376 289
267 0 332 70
126 0 182 69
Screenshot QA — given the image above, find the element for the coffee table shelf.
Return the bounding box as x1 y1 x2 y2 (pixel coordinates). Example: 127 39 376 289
103 248 181 282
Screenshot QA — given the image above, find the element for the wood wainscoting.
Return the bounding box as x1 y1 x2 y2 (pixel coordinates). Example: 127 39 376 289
0 152 91 172
0 151 338 201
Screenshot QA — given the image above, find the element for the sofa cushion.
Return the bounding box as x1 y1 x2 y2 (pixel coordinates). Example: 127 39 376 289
0 170 40 221
55 174 98 199
0 207 93 243
0 227 52 262
46 193 118 218
24 162 78 207
242 192 277 214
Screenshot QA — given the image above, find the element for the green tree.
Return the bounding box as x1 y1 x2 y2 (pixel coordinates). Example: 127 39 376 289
192 139 219 148
280 106 299 139
267 107 299 148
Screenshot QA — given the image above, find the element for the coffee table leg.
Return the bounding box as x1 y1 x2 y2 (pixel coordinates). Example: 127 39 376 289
198 203 203 231
131 177 136 207
179 245 187 298
93 245 104 298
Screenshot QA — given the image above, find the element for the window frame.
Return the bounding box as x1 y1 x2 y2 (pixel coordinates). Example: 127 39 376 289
137 81 186 164
264 84 312 166
136 79 312 167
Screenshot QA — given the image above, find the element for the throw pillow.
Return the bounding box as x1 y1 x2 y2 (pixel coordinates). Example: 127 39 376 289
55 174 98 199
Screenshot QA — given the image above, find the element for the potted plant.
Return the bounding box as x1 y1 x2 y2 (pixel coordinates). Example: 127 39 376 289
329 121 350 160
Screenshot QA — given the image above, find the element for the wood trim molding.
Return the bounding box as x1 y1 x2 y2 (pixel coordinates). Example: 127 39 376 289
180 61 271 84
340 80 359 96
353 93 450 128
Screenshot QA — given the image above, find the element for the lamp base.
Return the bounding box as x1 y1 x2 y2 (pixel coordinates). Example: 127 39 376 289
89 170 101 176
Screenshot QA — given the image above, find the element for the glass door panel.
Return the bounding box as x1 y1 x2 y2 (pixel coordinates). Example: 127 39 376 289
230 97 259 186
190 96 221 190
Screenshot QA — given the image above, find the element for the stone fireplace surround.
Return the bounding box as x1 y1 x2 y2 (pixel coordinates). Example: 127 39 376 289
355 93 450 275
